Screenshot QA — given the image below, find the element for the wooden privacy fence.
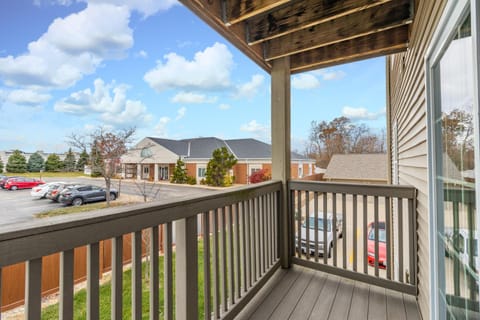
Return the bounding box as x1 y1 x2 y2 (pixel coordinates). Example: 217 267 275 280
1 232 159 312
289 180 418 295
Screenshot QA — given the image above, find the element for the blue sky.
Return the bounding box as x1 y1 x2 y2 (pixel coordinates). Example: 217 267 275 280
0 0 386 154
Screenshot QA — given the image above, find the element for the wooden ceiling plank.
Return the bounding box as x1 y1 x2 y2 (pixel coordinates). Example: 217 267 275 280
179 0 271 72
248 0 393 45
226 0 292 25
265 0 412 61
290 26 409 73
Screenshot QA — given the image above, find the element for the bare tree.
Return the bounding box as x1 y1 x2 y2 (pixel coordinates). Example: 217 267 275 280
68 126 136 206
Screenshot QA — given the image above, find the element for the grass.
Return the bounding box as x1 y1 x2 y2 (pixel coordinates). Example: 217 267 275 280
35 201 138 218
3 172 89 178
41 240 211 319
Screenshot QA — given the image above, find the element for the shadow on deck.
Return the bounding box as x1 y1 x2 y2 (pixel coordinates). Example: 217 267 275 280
237 265 421 320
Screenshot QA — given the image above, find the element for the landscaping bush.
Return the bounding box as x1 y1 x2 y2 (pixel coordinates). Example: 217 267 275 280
249 169 271 184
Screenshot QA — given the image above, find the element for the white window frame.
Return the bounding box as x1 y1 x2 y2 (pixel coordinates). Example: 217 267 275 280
197 164 207 182
426 1 480 318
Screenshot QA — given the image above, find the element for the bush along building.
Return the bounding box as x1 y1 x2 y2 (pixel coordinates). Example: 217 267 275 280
121 137 315 184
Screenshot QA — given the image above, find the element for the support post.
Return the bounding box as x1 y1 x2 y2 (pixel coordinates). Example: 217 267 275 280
271 56 291 268
175 217 198 320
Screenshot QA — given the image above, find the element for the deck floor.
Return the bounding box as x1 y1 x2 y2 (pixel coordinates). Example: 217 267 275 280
236 265 421 320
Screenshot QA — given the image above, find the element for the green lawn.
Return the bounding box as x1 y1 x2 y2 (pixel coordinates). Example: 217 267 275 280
41 240 211 319
4 172 89 179
35 201 138 218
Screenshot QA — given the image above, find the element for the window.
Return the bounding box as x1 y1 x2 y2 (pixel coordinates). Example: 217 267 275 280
427 1 479 318
298 166 303 178
198 167 206 178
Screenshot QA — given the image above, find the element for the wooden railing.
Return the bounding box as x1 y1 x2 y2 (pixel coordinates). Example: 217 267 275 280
289 180 417 295
0 181 282 320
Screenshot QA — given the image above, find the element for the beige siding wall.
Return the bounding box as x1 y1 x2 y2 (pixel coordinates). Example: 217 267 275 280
388 1 446 318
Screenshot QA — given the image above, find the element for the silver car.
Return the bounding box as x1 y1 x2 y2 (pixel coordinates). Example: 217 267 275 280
298 213 342 258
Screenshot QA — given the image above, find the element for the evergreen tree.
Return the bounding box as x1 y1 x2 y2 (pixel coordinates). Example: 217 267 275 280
27 152 45 172
45 153 64 172
0 156 4 173
205 147 237 187
6 150 27 173
63 148 77 172
76 149 89 171
90 141 103 177
171 158 188 183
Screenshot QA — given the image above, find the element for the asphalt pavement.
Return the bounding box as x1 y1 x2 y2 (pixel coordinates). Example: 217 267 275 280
0 177 217 227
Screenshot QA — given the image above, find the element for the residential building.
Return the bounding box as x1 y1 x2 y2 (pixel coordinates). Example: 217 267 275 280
121 137 315 184
324 154 388 184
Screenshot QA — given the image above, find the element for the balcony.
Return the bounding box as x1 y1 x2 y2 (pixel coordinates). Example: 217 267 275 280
0 180 420 319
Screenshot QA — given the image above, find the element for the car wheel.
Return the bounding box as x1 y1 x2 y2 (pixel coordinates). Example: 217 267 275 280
109 192 117 201
72 198 83 206
10 186 18 191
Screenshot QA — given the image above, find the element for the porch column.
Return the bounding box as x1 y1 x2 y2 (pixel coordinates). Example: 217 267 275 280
271 56 291 268
136 164 141 181
154 164 159 182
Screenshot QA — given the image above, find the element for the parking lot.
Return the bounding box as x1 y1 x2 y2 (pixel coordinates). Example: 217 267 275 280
0 177 217 227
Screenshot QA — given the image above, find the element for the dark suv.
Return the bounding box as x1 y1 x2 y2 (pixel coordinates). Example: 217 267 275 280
58 185 118 206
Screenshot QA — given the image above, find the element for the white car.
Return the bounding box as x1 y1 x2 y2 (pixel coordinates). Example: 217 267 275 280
30 182 65 199
298 213 342 258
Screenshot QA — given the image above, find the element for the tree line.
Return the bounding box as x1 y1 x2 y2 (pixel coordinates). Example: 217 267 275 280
0 149 89 174
305 116 386 168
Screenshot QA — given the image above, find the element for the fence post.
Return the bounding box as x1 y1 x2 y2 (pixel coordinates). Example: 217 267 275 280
175 216 198 320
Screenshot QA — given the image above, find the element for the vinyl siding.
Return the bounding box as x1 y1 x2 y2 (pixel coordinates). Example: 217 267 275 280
388 1 446 319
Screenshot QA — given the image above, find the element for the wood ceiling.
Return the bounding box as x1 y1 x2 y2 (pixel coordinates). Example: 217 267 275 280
179 0 415 74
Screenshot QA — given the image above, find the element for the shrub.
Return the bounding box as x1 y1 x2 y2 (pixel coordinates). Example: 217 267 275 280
171 158 188 183
187 176 197 185
6 150 27 173
249 169 271 184
27 152 45 172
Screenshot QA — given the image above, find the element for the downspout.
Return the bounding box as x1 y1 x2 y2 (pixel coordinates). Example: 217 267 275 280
386 56 393 185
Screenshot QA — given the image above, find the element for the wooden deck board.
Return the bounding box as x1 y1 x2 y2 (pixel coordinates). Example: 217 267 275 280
248 266 304 320
348 282 370 320
288 271 327 320
238 266 421 320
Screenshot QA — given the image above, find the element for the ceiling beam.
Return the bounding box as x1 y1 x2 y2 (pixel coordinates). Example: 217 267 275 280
179 0 271 72
247 0 392 45
290 25 409 73
265 0 412 61
226 0 292 25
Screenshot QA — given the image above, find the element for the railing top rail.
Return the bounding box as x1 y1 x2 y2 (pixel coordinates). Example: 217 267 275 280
0 180 281 267
288 180 416 199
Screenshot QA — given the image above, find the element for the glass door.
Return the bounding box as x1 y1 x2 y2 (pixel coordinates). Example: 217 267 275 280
428 1 479 318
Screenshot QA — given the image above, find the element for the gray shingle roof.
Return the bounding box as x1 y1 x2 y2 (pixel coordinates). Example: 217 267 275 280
324 154 387 181
147 137 311 161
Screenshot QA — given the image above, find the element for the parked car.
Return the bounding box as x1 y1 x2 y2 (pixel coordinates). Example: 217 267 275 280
4 177 44 190
367 221 387 269
30 182 65 199
58 185 118 206
45 183 73 202
0 176 18 188
297 213 342 258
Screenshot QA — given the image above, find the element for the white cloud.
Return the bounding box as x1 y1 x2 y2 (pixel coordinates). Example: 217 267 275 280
171 91 218 104
144 42 233 92
342 106 386 120
292 74 320 90
85 0 178 17
234 74 264 99
240 120 268 138
54 78 152 126
0 3 133 89
7 89 51 106
135 50 148 58
219 103 231 110
155 116 171 137
311 69 346 80
176 106 186 120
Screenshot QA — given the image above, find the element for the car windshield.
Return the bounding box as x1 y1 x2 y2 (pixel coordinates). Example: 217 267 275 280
368 228 386 242
303 217 331 232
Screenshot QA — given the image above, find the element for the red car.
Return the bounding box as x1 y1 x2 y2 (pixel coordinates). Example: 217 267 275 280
4 177 45 190
367 221 387 269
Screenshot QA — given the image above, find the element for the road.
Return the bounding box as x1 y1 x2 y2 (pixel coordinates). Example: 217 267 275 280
0 177 217 227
